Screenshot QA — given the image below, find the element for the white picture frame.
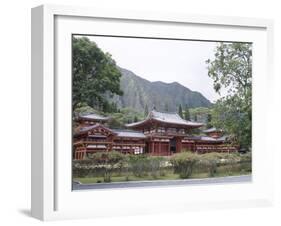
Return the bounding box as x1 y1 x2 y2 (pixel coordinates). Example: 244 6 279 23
31 4 274 221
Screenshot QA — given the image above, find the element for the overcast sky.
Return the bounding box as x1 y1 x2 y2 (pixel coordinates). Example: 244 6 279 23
76 35 224 102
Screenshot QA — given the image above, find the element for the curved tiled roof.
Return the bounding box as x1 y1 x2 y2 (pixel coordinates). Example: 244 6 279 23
203 127 223 133
200 135 227 142
79 113 110 121
126 110 203 128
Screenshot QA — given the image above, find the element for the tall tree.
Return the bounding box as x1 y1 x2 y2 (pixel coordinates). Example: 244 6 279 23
134 115 139 122
206 113 212 128
178 104 183 118
184 105 190 121
72 37 123 110
206 42 252 99
206 42 252 149
144 104 149 117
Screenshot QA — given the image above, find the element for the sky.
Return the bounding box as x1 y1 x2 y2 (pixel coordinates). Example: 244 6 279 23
76 35 224 102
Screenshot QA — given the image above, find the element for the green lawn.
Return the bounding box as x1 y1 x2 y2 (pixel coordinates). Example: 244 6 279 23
74 170 251 184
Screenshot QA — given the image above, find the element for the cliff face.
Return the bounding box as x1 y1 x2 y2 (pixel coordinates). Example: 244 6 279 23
110 67 212 112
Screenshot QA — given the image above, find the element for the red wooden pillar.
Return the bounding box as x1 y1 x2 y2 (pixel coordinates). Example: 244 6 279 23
155 142 159 155
81 144 86 160
168 140 172 155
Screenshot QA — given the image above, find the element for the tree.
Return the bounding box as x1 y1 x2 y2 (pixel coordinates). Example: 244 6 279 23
72 37 123 110
200 153 222 177
107 113 124 129
178 104 183 118
170 152 199 179
206 42 252 149
134 115 139 122
144 104 149 117
184 105 190 121
194 114 197 122
206 113 212 128
127 155 164 178
89 151 125 182
206 43 252 98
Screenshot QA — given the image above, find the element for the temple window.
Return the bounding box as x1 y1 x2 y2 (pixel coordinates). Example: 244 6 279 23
157 127 165 133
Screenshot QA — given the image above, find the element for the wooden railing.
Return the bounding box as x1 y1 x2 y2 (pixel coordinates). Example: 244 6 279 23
75 150 86 160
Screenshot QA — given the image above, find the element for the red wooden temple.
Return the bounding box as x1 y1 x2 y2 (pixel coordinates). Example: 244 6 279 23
73 110 237 159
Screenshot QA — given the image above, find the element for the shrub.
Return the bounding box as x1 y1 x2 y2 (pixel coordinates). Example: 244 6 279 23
239 151 252 163
127 155 165 179
72 159 96 178
199 153 224 177
127 155 149 177
198 152 248 177
238 162 252 173
148 156 164 179
170 152 199 179
88 151 125 182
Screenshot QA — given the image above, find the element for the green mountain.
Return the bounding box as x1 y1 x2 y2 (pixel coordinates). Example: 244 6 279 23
110 67 212 112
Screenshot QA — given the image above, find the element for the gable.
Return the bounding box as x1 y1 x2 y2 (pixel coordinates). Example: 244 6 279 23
74 124 116 137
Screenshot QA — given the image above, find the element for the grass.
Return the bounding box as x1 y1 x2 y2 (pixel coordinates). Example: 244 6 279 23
75 173 179 184
74 169 251 184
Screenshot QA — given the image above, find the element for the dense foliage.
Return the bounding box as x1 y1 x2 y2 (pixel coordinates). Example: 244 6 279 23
189 107 211 124
183 105 191 121
178 104 183 118
107 107 145 128
72 37 123 111
206 43 252 149
170 152 199 178
198 152 239 177
73 151 251 182
127 155 165 179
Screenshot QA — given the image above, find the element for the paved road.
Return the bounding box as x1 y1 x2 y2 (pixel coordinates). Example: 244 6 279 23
72 174 251 190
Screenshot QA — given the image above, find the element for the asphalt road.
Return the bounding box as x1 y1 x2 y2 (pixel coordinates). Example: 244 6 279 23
72 174 251 190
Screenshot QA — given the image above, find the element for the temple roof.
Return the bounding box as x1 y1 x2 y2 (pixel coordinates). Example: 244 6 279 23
200 135 226 142
79 113 110 121
202 127 223 133
126 110 203 128
113 130 146 139
187 135 227 142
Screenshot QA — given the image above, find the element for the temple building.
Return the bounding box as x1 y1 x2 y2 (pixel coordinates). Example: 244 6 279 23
73 110 237 159
126 110 203 155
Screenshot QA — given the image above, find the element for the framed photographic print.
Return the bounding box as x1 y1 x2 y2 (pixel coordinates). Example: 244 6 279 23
31 4 274 221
